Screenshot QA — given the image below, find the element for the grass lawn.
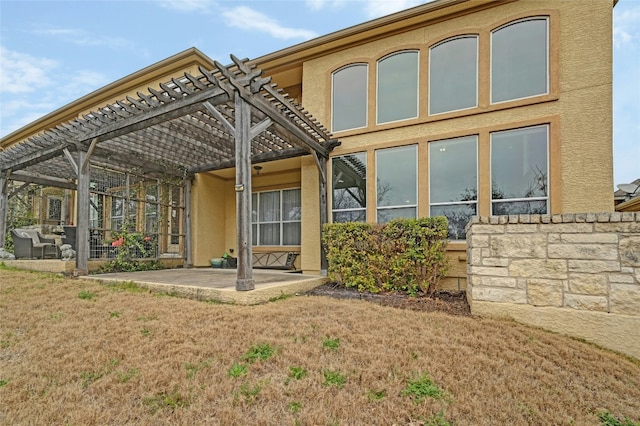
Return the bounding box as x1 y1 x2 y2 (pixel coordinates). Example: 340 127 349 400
1 267 639 425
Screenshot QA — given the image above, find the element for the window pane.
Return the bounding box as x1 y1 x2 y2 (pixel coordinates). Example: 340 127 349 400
252 223 257 246
492 200 547 216
377 207 416 224
332 64 367 132
431 203 476 240
283 189 301 221
429 36 478 114
332 153 367 214
333 210 366 223
491 125 548 201
492 19 547 103
283 222 301 245
260 223 280 245
377 51 419 123
429 136 477 203
376 145 417 208
259 191 280 222
252 193 258 223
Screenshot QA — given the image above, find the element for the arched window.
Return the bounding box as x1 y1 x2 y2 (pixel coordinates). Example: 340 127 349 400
491 17 548 103
332 64 368 132
377 50 419 124
429 35 478 115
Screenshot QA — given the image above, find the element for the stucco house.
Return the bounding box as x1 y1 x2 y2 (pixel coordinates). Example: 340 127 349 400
0 0 615 290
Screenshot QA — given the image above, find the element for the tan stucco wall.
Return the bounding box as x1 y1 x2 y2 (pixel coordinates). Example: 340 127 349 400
301 0 613 216
191 173 227 266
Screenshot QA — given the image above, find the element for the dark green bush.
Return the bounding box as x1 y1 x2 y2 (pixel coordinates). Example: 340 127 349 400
323 217 449 295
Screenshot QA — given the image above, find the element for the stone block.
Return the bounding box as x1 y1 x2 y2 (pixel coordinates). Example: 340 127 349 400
510 259 568 279
539 223 594 233
609 273 636 284
586 213 597 222
568 273 608 295
621 212 635 222
541 215 551 223
562 214 576 223
470 266 510 277
568 260 620 274
564 294 608 312
528 279 563 306
594 222 640 233
596 212 611 222
619 236 640 267
472 224 505 234
548 243 618 260
560 233 618 244
609 284 640 315
490 234 547 258
552 214 563 223
548 233 561 243
505 224 538 233
470 234 489 248
482 257 510 267
468 248 483 266
610 212 622 222
575 213 586 223
472 286 527 304
473 276 517 288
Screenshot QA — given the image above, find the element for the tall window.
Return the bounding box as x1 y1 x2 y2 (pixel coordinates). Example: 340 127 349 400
252 188 301 246
145 185 158 234
47 197 62 222
377 50 419 124
332 64 368 132
332 153 367 222
491 125 548 215
491 18 548 103
429 136 477 240
376 145 417 223
429 36 478 115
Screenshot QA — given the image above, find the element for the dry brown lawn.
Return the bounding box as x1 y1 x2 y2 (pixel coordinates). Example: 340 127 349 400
1 267 639 426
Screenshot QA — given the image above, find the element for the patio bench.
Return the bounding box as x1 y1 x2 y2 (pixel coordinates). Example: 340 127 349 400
252 251 298 270
11 229 59 259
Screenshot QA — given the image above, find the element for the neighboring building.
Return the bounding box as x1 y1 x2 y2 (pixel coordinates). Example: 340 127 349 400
0 0 615 289
615 178 640 212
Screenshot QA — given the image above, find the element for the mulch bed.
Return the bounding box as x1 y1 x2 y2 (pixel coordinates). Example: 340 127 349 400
306 282 471 316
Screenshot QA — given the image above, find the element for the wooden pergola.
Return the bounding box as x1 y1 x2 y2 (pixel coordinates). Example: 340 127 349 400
0 55 339 290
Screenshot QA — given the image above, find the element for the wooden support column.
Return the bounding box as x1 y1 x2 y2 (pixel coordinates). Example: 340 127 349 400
235 95 255 291
318 156 329 275
183 178 193 268
0 175 8 249
75 151 91 275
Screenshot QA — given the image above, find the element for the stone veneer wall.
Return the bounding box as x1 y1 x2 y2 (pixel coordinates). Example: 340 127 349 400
466 212 640 359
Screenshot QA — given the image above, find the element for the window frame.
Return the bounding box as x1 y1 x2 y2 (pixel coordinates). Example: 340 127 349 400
376 50 420 125
331 152 367 223
375 144 418 223
490 17 549 105
428 35 479 116
428 135 478 240
252 188 302 247
331 63 368 133
490 124 550 215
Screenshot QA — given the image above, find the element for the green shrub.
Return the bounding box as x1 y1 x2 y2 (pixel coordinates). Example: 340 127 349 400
323 217 449 295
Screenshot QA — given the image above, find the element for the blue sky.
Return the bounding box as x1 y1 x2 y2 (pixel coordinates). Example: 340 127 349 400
1 0 638 187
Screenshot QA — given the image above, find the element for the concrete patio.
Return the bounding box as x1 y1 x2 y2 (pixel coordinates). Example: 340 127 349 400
83 268 328 305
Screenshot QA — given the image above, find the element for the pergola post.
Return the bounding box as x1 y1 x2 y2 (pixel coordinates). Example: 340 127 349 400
234 95 255 291
0 175 8 249
318 158 329 276
183 177 193 268
75 151 90 275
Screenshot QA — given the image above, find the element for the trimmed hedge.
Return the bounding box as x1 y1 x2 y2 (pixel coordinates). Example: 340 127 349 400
322 217 449 295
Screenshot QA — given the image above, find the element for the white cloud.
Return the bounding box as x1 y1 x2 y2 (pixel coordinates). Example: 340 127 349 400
222 6 318 40
306 0 345 11
0 46 58 94
363 0 428 19
614 4 640 49
159 0 212 13
32 26 136 50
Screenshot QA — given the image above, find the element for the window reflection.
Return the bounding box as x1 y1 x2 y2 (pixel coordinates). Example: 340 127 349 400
376 145 417 223
429 36 478 115
429 136 477 239
332 153 367 223
491 125 548 215
377 51 419 123
332 64 368 132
